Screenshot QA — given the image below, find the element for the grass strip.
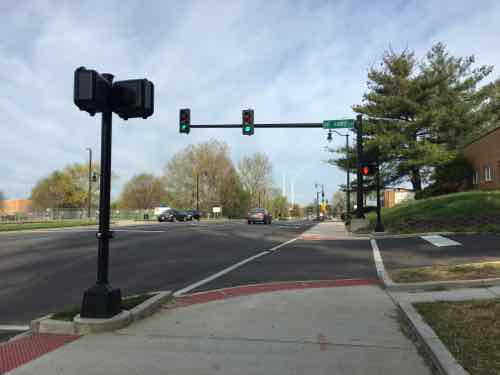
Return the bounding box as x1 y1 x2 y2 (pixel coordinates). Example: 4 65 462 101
416 299 500 375
51 293 157 321
0 220 98 232
391 261 500 283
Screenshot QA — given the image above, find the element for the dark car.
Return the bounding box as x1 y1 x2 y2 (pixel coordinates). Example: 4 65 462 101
158 209 189 222
185 209 201 220
247 208 272 224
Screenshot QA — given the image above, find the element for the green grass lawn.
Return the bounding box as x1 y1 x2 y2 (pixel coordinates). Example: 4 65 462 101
363 191 500 234
416 299 500 375
0 220 98 232
391 261 500 283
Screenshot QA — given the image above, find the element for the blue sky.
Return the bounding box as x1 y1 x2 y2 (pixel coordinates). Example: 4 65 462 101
1 0 499 204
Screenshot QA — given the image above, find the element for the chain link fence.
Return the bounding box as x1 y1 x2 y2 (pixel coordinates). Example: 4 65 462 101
0 209 156 224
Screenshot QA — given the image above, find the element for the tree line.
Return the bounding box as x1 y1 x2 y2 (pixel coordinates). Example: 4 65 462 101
330 42 499 199
29 139 292 218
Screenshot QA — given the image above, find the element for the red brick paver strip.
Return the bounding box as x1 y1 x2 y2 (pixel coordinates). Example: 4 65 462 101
0 334 79 374
177 279 379 306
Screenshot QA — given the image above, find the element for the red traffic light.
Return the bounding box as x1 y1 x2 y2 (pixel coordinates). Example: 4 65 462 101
361 166 370 176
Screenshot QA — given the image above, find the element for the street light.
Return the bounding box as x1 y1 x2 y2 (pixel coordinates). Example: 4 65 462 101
328 130 351 223
314 183 324 221
86 148 92 219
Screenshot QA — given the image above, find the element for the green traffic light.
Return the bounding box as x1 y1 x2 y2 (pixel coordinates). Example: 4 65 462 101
244 126 251 132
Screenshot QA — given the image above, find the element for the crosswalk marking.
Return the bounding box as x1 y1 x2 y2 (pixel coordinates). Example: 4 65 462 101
420 235 461 247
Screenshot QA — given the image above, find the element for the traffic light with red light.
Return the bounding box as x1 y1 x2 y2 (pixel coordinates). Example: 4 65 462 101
242 109 254 135
359 162 377 176
179 108 191 134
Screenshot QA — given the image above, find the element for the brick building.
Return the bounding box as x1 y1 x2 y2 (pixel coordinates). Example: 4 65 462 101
0 199 32 215
383 188 415 208
463 126 500 190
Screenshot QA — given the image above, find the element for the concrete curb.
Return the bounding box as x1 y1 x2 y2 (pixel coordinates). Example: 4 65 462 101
31 291 172 335
370 239 394 288
398 301 469 375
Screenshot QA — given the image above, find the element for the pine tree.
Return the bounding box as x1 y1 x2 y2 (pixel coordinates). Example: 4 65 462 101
351 43 493 191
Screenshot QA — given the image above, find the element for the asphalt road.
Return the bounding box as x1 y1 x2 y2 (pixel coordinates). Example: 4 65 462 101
1 220 321 324
195 238 376 292
376 234 500 271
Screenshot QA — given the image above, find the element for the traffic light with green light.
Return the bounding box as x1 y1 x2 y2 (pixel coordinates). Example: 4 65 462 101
179 108 190 134
242 109 254 136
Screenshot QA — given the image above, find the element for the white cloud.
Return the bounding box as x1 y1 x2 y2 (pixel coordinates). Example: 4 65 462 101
0 0 499 203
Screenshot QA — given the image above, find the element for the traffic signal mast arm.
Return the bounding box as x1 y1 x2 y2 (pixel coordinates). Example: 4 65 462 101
190 122 323 128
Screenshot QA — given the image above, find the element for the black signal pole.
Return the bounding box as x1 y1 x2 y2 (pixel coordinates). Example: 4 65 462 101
356 114 364 218
86 147 92 219
81 73 122 319
374 161 385 232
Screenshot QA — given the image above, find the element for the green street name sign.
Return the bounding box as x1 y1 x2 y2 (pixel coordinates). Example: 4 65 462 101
322 119 355 129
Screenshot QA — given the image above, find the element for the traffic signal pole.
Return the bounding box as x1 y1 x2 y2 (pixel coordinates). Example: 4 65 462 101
374 162 385 232
355 114 364 218
81 74 122 319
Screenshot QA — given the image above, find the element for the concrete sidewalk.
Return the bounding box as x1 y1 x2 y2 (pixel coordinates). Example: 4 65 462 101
7 284 431 375
301 220 363 240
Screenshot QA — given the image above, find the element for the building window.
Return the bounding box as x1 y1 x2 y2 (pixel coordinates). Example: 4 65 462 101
485 165 493 182
473 171 479 185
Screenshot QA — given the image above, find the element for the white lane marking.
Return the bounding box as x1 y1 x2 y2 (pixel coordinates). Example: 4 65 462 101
370 239 394 287
113 229 167 233
0 325 29 331
173 251 270 297
421 235 461 247
269 237 297 252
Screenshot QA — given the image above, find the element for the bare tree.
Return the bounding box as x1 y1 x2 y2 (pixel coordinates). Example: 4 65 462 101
163 140 247 216
119 174 168 209
238 153 273 207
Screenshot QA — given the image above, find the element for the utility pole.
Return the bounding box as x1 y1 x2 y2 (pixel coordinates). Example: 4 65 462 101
356 114 364 218
86 147 92 219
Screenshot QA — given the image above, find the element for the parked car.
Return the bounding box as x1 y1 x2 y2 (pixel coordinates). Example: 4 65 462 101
154 205 171 219
247 208 272 224
185 209 201 220
157 209 189 222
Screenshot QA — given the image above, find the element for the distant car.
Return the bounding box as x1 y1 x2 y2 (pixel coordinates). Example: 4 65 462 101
185 209 201 220
154 205 171 219
247 208 272 224
157 209 189 222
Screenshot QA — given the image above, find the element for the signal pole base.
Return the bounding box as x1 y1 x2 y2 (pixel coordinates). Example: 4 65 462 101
374 222 385 233
81 284 122 319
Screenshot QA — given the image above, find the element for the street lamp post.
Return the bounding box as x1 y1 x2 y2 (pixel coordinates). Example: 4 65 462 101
196 174 199 211
86 148 92 219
